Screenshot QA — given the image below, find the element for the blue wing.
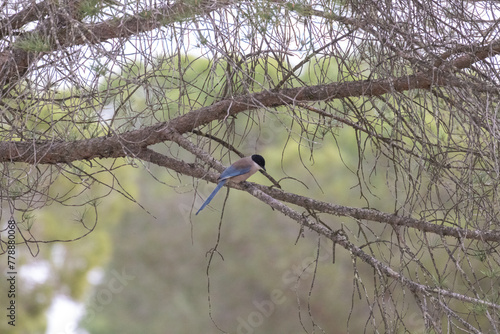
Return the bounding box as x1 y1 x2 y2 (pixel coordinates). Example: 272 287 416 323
196 179 228 215
196 160 253 215
219 164 251 181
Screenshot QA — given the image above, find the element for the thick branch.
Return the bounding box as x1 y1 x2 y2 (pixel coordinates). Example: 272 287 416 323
0 0 52 39
0 72 458 164
0 0 232 87
60 1 221 47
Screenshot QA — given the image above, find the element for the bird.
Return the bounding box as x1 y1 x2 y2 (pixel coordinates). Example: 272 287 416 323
196 155 266 215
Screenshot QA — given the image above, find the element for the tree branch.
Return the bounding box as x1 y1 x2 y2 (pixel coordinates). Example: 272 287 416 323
251 184 500 243
134 147 500 244
0 0 52 39
0 0 236 87
238 180 500 311
0 57 494 164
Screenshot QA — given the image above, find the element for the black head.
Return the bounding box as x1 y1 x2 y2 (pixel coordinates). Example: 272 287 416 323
251 154 266 171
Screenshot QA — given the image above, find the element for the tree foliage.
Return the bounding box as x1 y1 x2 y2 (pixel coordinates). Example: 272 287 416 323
1 0 500 333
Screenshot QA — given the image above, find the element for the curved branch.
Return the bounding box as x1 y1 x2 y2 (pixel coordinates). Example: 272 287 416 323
0 45 497 164
0 71 467 164
0 0 237 87
0 0 52 39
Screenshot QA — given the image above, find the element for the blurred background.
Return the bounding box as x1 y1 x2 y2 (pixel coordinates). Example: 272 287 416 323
1 101 400 333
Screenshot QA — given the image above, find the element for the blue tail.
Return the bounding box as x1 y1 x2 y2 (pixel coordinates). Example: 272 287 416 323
196 179 227 215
